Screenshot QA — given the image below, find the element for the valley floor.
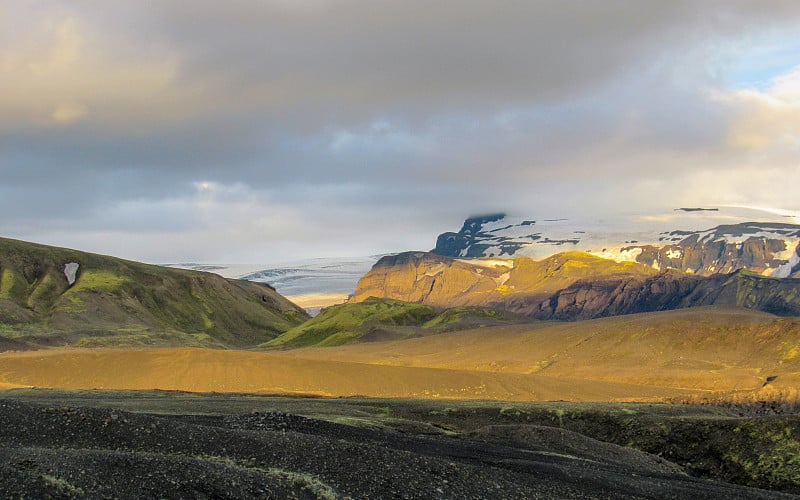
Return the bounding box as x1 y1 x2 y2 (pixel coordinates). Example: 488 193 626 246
1 306 798 496
1 307 798 403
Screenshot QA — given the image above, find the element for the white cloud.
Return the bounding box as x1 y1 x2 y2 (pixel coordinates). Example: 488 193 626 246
721 65 800 151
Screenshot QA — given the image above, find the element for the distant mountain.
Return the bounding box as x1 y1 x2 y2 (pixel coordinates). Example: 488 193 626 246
351 250 800 320
165 257 380 313
352 251 656 309
433 208 800 278
0 237 309 349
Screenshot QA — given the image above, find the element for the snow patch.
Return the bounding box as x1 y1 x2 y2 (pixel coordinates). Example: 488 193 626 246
63 262 79 286
170 256 380 297
768 242 800 278
458 258 515 270
595 247 643 263
666 248 683 260
421 263 447 278
773 238 800 261
494 272 511 286
697 229 800 245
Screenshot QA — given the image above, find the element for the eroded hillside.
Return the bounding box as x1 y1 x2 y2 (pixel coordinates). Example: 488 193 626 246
351 251 800 319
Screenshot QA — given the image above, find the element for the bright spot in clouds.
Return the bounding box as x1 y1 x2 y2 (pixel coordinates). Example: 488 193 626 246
51 102 87 124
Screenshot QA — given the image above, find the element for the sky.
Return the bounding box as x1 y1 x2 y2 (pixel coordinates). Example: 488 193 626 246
1 1 800 264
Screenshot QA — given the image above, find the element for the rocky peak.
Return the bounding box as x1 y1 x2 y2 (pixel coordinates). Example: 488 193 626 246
431 212 800 278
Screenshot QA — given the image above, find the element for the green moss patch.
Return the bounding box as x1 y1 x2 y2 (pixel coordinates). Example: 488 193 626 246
264 298 438 348
264 299 531 349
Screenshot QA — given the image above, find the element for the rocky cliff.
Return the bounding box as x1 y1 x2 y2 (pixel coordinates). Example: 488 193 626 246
351 251 659 314
533 270 800 320
351 250 800 320
432 211 800 279
625 223 800 277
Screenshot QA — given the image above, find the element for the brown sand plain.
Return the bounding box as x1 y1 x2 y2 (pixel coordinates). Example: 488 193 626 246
284 307 800 394
0 347 697 401
0 307 797 402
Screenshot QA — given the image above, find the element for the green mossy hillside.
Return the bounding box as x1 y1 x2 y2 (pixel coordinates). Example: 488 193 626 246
422 305 526 330
263 298 530 348
0 236 309 349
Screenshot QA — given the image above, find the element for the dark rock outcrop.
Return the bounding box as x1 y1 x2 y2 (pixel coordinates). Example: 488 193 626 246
433 213 528 257
533 270 800 320
630 223 800 277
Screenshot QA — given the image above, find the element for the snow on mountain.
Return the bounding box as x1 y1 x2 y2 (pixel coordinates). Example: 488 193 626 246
433 207 800 278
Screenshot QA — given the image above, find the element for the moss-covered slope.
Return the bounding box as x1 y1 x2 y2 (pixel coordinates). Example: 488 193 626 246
0 236 309 349
263 297 529 348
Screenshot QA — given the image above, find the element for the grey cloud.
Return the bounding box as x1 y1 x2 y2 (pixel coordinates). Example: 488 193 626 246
3 1 800 262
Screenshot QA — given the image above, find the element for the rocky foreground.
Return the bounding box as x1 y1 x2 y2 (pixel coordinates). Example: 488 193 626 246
0 398 795 499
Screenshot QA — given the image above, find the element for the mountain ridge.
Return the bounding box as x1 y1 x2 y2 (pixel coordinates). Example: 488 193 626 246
351 250 800 320
432 211 800 278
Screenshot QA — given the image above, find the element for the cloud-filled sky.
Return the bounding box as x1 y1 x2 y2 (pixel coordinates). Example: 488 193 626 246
2 1 800 264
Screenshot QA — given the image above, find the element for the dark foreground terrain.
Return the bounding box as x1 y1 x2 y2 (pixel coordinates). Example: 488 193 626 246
0 390 798 499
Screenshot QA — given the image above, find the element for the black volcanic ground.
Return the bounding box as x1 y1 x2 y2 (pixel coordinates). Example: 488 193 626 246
0 393 796 499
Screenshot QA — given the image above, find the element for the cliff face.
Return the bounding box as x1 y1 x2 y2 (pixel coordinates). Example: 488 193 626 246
350 252 504 308
432 214 800 279
351 251 800 321
350 251 658 315
532 271 800 320
628 226 800 277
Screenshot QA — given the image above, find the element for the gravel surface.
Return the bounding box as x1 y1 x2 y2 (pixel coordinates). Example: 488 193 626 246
0 399 794 499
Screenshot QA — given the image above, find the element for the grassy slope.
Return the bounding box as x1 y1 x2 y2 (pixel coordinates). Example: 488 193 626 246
0 237 308 348
504 251 656 294
262 298 530 348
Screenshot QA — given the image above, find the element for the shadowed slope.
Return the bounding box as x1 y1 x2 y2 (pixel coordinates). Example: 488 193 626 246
1 398 792 499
